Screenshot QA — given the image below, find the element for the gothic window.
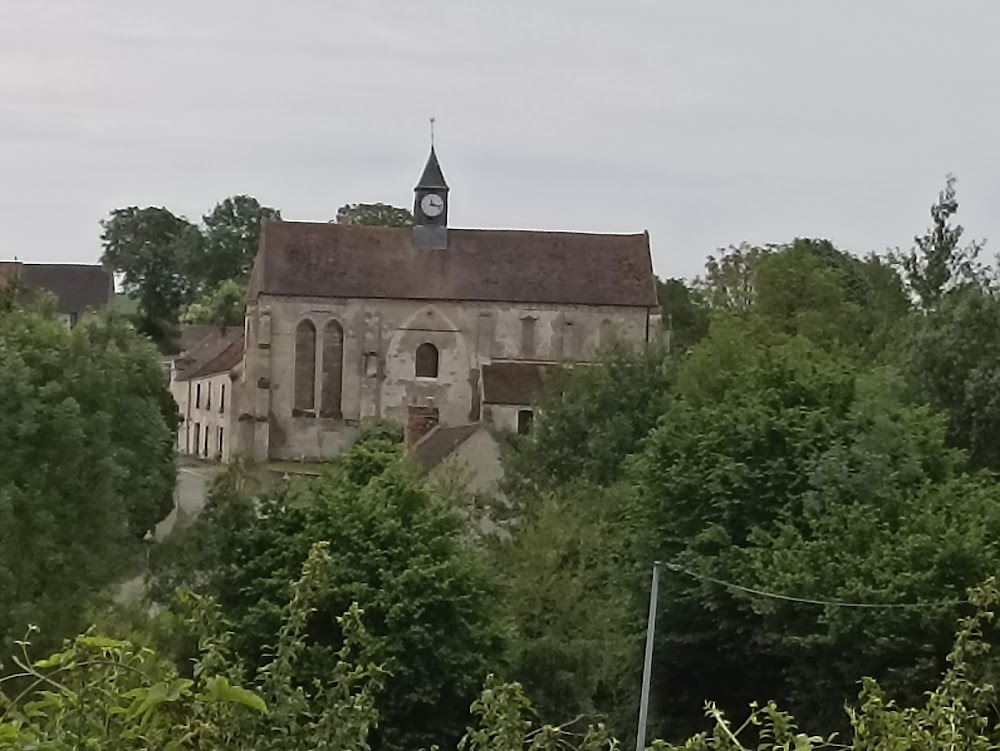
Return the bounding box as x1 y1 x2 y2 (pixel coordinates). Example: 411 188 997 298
520 316 536 358
219 383 225 413
321 319 344 417
294 320 317 411
195 383 202 408
415 343 439 378
517 409 534 435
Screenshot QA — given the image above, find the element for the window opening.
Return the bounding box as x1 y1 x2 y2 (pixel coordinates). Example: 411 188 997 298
294 320 317 411
415 342 439 378
322 320 344 416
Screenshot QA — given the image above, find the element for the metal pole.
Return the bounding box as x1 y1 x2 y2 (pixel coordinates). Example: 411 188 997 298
636 561 661 751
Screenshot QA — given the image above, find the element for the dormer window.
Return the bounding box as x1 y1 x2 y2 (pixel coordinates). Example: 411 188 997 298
415 343 439 378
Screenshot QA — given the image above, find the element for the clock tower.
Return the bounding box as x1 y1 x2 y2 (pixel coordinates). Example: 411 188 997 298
413 146 449 250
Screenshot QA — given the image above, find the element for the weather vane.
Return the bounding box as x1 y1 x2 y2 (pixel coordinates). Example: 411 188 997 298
430 117 436 147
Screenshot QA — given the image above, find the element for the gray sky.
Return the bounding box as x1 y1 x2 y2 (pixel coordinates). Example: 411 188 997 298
2 1 999 280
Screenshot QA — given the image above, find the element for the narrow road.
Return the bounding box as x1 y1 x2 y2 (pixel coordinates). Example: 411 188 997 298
117 463 221 604
153 464 220 540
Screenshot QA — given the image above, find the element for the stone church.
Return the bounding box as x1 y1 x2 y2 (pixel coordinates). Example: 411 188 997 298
175 148 659 464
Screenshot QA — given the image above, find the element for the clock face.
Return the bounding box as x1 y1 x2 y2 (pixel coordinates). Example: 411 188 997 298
421 193 444 218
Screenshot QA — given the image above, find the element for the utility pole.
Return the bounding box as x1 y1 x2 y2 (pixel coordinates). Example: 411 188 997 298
635 561 661 751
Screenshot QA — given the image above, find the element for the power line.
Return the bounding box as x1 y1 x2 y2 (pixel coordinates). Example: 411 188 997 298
665 562 966 610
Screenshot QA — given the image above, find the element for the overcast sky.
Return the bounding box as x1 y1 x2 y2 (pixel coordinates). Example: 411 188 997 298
2 1 998 279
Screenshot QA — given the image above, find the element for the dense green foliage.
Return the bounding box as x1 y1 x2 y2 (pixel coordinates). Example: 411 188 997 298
890 175 985 310
631 326 999 735
102 198 415 347
151 425 501 751
5 568 1000 749
0 543 381 750
488 481 639 734
504 339 672 493
497 176 1000 741
656 278 709 352
902 286 1000 472
198 195 282 290
182 279 248 328
100 196 280 347
13 173 1000 750
100 206 202 345
0 306 176 656
336 203 413 227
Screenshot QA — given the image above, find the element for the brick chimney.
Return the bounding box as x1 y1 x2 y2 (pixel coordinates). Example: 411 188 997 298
405 404 440 449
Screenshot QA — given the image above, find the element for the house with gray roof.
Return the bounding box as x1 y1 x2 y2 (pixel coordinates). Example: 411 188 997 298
0 261 113 326
169 325 244 461
228 146 659 465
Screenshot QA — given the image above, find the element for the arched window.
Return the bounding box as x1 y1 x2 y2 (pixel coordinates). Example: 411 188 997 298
321 319 344 417
294 320 316 411
415 343 439 378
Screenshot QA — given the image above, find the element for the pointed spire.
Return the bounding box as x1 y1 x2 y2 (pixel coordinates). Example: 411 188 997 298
415 146 449 191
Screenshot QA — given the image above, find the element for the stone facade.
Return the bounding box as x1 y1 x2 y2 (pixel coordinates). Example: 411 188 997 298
169 326 243 462
223 147 659 464
232 296 651 461
172 370 235 462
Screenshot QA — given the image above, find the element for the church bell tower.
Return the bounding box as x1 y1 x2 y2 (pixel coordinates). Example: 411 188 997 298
413 145 449 250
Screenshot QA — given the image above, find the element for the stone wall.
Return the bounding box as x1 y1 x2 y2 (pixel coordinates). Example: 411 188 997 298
234 295 651 461
174 371 236 462
430 428 505 497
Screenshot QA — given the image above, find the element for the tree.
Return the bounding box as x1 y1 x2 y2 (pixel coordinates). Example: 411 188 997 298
490 481 639 736
696 243 769 310
336 203 413 227
502 339 672 496
891 175 986 310
198 195 281 290
753 242 857 347
100 206 202 348
903 285 1000 471
0 307 176 658
627 321 1000 738
182 279 247 328
151 426 502 751
8 567 1000 750
695 239 909 360
0 544 384 751
656 278 709 352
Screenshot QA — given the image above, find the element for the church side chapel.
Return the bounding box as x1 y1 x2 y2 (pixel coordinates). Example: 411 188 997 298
176 145 658 466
